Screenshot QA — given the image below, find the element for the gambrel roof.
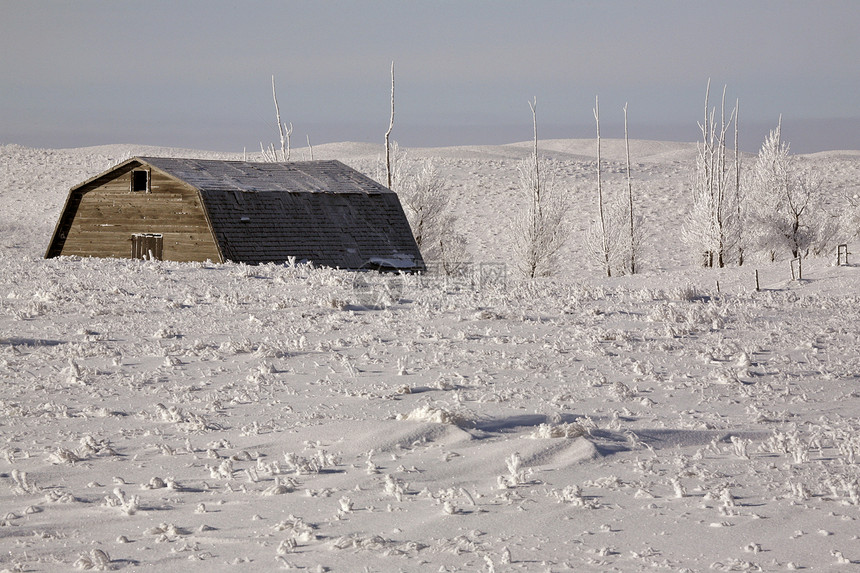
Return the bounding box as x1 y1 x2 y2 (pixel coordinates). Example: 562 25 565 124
139 157 389 195
46 156 424 271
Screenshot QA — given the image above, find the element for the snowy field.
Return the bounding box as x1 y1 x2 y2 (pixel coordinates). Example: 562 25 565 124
2 140 860 572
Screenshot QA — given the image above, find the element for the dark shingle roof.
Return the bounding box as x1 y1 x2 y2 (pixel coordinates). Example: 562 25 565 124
139 157 388 195
137 157 423 270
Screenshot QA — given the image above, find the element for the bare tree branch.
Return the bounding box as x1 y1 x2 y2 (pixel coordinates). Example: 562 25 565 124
385 61 395 189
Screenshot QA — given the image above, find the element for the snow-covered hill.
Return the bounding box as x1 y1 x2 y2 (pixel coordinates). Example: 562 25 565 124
2 140 860 571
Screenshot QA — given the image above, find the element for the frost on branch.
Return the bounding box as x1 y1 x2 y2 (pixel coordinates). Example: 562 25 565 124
383 143 468 274
511 99 569 278
681 81 741 268
744 119 838 261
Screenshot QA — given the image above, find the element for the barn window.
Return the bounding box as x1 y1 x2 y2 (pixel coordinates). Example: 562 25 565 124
131 233 163 260
131 170 150 192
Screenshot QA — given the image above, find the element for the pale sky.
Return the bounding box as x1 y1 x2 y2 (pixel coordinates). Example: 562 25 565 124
2 0 858 153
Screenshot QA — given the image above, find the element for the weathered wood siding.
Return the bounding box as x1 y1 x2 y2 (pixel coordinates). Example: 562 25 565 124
48 163 222 262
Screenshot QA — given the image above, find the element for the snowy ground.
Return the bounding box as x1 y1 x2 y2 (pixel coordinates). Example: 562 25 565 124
2 141 860 571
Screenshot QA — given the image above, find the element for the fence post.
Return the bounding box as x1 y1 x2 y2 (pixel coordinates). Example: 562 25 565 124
790 257 802 281
755 269 760 291
838 244 849 266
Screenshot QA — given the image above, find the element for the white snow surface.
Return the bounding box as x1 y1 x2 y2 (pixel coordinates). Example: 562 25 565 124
2 140 860 571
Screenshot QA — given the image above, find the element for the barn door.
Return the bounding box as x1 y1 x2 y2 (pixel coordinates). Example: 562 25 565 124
131 233 163 260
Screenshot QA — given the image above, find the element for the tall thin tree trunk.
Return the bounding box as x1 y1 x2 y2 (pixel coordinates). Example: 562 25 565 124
735 98 743 266
594 96 610 277
624 102 635 274
529 98 541 225
702 80 713 267
385 62 395 189
272 76 286 162
716 85 726 268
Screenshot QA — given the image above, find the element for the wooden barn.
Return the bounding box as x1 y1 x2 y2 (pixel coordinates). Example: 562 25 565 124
45 157 425 271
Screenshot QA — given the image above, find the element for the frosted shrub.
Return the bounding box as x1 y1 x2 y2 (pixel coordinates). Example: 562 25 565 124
272 515 317 542
789 481 811 501
611 381 635 401
64 359 84 385
153 326 180 339
338 496 354 512
153 403 219 432
672 283 704 302
206 458 234 480
45 490 77 504
262 477 296 496
530 421 591 439
73 549 111 571
498 452 530 488
329 533 424 553
671 478 687 498
232 262 256 278
833 431 860 464
842 479 860 506
49 448 82 464
383 474 407 501
13 300 48 320
365 451 381 475
551 484 599 508
720 487 736 508
396 404 470 427
79 435 117 457
104 488 140 515
765 430 810 464
277 537 298 555
145 522 188 538
142 476 166 490
282 450 339 475
10 469 36 494
506 452 522 478
731 436 752 459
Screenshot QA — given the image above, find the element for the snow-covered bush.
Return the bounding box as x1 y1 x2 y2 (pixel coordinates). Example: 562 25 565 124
511 100 569 278
382 143 469 274
681 82 742 268
745 121 838 260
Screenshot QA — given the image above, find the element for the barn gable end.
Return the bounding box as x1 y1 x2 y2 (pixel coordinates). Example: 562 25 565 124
45 157 424 271
45 158 223 262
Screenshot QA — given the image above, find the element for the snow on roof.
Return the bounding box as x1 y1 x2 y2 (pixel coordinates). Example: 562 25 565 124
138 157 391 195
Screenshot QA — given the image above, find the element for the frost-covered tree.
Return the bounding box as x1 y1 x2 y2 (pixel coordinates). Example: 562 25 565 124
261 75 293 162
399 159 468 273
385 61 395 190
586 194 642 276
511 98 568 278
623 102 639 274
381 143 468 274
682 81 741 268
593 96 611 277
513 156 568 278
746 119 837 260
586 99 642 276
841 191 860 242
